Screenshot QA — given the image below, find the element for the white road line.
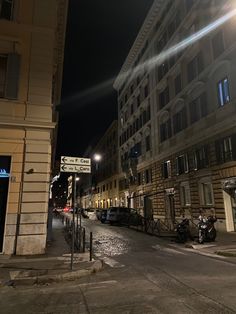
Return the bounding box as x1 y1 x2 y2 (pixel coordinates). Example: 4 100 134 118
102 257 125 268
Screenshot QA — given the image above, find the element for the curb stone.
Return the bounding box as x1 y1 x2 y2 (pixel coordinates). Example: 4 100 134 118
5 259 103 286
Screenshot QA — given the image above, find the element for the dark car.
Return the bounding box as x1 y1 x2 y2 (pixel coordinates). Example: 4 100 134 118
106 207 143 225
100 209 108 223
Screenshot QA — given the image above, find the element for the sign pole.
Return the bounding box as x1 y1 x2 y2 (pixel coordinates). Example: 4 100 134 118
70 173 77 271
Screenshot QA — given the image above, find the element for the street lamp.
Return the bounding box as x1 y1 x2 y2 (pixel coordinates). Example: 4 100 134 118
90 153 102 208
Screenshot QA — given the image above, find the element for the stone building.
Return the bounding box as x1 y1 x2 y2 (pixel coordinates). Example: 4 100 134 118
114 0 236 231
81 120 120 209
0 0 68 255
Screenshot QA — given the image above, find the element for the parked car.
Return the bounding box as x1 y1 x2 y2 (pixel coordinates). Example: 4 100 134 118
107 207 137 225
100 209 108 223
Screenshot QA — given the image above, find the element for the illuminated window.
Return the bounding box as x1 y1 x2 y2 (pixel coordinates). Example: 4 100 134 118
217 77 230 107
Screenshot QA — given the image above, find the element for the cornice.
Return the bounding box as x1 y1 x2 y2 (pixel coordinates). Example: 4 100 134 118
113 0 165 90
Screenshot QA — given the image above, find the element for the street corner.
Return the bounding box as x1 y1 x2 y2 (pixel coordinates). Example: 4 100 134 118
10 258 104 286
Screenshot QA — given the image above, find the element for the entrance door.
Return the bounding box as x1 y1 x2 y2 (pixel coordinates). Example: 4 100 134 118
165 189 175 230
0 156 11 252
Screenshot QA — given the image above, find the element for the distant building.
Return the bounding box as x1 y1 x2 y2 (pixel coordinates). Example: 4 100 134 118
114 0 236 231
0 0 68 255
81 121 120 209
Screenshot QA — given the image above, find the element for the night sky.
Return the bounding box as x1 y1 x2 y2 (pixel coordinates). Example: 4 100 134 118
56 0 154 159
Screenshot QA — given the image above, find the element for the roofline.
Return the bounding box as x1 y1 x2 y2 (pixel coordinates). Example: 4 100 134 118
113 0 165 91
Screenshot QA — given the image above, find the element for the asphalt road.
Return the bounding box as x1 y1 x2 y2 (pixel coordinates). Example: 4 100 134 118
1 218 236 314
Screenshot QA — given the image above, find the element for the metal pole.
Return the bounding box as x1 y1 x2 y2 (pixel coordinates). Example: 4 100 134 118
82 227 86 253
70 173 77 271
89 231 93 261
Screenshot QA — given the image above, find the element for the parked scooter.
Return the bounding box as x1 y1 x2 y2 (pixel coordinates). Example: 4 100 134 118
198 215 217 244
175 218 192 243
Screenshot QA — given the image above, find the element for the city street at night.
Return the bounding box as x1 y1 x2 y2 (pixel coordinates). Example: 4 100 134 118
1 218 236 313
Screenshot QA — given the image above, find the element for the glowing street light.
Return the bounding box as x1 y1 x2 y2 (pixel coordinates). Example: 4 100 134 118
94 153 102 162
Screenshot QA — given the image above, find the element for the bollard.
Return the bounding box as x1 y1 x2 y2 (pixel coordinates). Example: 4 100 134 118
89 232 93 261
82 228 86 253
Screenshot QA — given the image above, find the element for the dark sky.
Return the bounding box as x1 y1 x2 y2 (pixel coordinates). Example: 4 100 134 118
56 0 154 158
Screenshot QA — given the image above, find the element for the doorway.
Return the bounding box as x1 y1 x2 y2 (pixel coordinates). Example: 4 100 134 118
165 188 176 230
0 156 11 252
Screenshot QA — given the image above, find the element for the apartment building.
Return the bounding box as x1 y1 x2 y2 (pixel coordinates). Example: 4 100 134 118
82 121 120 209
114 0 236 231
0 0 68 255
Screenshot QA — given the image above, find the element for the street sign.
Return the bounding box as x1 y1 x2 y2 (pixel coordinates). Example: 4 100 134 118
60 156 91 166
60 164 91 173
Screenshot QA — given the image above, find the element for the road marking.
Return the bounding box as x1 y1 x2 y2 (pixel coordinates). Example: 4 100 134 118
102 256 125 268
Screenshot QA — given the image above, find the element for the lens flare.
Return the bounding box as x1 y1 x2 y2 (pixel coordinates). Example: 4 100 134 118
62 7 236 108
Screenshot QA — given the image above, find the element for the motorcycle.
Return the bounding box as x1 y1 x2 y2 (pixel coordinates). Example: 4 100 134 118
175 218 192 243
198 215 217 244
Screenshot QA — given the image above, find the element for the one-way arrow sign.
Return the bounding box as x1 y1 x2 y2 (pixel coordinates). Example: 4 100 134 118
60 164 91 173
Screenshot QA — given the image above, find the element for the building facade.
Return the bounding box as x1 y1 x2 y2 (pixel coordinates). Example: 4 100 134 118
114 0 236 231
0 0 68 255
81 121 120 209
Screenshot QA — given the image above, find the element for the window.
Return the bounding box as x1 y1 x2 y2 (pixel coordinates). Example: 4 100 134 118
130 103 134 114
159 86 169 109
180 182 191 206
137 94 141 107
145 135 150 152
130 85 134 94
173 107 187 134
215 135 236 163
158 62 168 81
144 169 152 184
194 146 209 170
199 181 214 206
160 119 171 142
174 74 182 95
0 53 20 99
176 154 189 175
130 142 141 158
189 93 208 124
162 160 171 178
217 77 230 106
137 172 142 185
0 0 14 20
187 52 203 82
144 84 149 98
212 30 224 59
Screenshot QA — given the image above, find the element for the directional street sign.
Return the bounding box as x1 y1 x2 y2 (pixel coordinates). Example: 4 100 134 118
60 156 91 166
60 164 91 173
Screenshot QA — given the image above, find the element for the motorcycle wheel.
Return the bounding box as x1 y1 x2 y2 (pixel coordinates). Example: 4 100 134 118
198 231 204 244
208 228 216 241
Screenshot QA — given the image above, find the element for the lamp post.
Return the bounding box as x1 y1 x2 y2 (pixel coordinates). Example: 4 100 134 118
90 153 102 208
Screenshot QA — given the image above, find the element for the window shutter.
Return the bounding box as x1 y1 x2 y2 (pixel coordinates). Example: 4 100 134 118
231 134 236 160
5 53 20 99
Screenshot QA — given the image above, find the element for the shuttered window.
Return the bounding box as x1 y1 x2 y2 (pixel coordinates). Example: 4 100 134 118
0 53 20 99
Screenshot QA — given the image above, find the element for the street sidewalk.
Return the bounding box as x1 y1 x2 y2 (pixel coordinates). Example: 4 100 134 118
186 230 236 257
0 215 103 287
